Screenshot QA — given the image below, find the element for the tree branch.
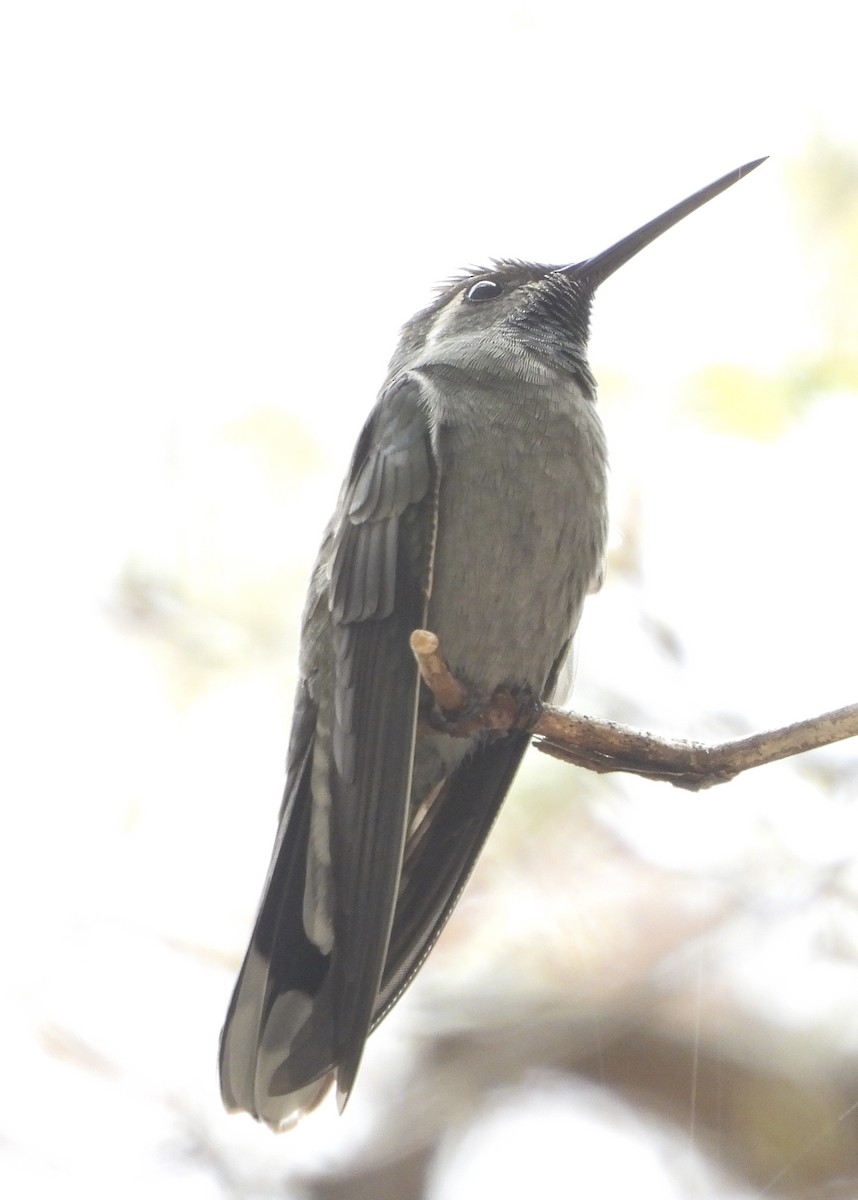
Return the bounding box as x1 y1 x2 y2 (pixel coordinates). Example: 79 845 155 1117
409 629 858 792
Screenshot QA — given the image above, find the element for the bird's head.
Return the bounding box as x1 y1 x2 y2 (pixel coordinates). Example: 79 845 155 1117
391 158 765 388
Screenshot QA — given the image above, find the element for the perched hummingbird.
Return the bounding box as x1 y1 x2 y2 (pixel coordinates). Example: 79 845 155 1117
219 159 764 1129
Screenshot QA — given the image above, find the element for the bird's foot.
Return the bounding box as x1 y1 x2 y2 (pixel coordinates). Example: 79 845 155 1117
410 630 542 737
488 687 543 732
425 684 543 738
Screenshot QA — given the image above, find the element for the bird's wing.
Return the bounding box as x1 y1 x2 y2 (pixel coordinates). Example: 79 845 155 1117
374 729 531 1025
219 375 435 1128
371 629 578 1023
325 377 435 1103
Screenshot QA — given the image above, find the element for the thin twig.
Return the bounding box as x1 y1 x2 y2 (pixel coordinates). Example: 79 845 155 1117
409 628 858 791
409 630 468 712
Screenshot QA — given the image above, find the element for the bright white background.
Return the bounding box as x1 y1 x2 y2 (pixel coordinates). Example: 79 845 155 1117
3 2 858 1197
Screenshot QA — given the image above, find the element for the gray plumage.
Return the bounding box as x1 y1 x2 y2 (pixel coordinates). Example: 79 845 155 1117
219 159 764 1130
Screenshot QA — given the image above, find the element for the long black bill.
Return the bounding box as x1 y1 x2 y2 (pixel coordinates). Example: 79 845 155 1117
563 157 766 286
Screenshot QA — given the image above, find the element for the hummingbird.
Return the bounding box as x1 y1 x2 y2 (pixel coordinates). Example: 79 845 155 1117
219 158 764 1130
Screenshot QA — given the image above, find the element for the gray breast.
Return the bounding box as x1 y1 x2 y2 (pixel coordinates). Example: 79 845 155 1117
425 375 607 698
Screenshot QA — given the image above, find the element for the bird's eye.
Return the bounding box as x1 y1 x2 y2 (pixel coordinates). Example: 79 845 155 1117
465 279 502 302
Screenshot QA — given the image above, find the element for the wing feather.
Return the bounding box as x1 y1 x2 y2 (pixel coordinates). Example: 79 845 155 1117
374 731 531 1025
220 375 436 1126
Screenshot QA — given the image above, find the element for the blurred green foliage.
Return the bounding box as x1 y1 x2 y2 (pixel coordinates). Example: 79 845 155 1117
677 137 858 438
223 407 326 483
683 362 793 437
